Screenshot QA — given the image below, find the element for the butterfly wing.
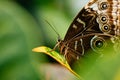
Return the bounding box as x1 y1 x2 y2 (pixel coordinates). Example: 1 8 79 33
64 0 117 41
63 34 114 65
64 6 100 41
61 0 119 64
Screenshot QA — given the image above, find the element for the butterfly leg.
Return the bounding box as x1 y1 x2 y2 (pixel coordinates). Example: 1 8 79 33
64 44 69 58
49 42 60 52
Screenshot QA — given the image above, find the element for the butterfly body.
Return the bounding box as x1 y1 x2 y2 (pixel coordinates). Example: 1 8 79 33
59 0 120 65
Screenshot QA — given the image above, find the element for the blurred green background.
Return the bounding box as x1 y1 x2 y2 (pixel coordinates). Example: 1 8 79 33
0 0 89 80
1 0 120 80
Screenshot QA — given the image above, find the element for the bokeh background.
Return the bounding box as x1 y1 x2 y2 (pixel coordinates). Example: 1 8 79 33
1 0 120 80
0 0 89 80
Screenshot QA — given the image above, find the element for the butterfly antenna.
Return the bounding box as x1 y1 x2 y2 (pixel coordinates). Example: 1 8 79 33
45 20 62 51
45 20 61 40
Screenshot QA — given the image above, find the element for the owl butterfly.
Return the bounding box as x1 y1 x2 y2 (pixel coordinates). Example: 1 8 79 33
58 0 120 65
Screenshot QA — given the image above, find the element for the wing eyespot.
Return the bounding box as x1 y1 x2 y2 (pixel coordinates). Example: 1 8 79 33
100 24 111 33
90 36 107 52
99 2 109 10
98 14 108 23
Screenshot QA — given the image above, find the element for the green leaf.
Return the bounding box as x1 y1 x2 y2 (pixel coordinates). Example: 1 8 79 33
32 46 82 79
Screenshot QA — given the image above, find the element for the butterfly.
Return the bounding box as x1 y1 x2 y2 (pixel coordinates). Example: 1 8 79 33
58 0 119 65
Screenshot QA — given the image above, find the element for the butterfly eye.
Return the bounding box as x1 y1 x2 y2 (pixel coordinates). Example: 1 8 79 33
91 36 106 52
99 2 108 10
100 24 111 33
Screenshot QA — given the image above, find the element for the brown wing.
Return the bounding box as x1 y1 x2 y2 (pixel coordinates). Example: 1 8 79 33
61 0 119 65
64 0 117 41
64 7 100 41
64 34 114 65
